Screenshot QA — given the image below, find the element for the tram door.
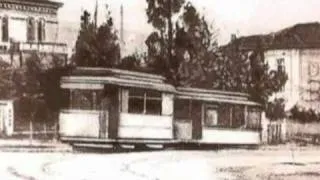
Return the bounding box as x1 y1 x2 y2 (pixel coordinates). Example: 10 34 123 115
191 101 202 139
99 96 109 139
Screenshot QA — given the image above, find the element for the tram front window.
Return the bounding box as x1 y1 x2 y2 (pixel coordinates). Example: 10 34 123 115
128 88 162 115
69 89 102 110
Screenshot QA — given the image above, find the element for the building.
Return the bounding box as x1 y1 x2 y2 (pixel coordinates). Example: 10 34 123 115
0 0 68 67
224 22 320 111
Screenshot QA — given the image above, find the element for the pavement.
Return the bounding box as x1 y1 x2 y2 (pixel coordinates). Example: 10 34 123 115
0 140 319 179
0 149 320 179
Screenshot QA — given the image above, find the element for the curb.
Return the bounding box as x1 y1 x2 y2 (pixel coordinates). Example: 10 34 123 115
0 145 73 153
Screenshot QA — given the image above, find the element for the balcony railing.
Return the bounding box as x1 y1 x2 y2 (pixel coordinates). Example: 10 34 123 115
0 42 10 52
0 41 68 55
19 42 68 54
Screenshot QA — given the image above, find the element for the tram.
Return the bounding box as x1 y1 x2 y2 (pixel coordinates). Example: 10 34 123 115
59 67 262 147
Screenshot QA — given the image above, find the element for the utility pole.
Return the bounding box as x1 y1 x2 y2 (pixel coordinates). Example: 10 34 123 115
120 4 125 61
167 0 173 80
120 4 124 45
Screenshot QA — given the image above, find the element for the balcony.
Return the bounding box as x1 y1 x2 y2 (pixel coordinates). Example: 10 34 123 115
0 42 10 53
0 41 68 55
19 42 68 55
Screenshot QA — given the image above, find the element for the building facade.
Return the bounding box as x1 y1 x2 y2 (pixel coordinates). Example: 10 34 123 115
0 0 68 67
225 23 320 111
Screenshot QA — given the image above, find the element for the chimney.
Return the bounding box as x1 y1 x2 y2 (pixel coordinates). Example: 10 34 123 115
231 34 237 42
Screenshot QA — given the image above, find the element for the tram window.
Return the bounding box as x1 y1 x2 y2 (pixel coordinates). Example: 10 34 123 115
231 105 245 128
70 89 101 110
205 108 218 126
146 99 161 115
128 88 162 115
217 104 231 127
128 98 144 114
247 107 261 130
207 104 245 128
145 90 161 115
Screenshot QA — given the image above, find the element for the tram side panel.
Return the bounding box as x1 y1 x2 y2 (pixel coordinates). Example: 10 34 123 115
117 89 174 140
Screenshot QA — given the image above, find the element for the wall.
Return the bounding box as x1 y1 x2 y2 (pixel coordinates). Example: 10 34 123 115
299 49 320 110
286 120 320 137
0 6 59 43
59 110 101 138
118 113 173 139
265 49 320 111
9 18 27 42
118 89 174 139
264 49 300 110
46 21 59 42
201 128 260 144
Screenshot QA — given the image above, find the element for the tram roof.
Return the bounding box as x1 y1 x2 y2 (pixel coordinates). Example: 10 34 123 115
61 67 260 106
61 67 175 93
176 87 260 106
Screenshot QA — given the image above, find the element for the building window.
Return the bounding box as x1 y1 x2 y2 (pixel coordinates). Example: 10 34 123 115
37 18 46 42
277 58 286 91
2 16 9 42
277 58 285 72
27 17 36 42
128 88 162 115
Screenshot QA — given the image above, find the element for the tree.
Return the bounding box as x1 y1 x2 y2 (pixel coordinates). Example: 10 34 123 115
10 52 46 140
6 51 70 140
0 68 19 99
145 0 287 107
146 1 220 86
145 0 185 80
73 6 120 67
265 98 286 121
118 52 149 72
174 3 218 87
247 43 288 104
217 38 288 106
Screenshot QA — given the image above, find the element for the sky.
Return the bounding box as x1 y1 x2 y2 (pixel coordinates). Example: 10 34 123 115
57 0 320 54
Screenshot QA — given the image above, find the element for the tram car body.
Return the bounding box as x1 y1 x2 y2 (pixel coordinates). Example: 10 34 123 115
59 67 262 146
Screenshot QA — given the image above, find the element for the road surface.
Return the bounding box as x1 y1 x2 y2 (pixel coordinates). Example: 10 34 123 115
1 148 320 179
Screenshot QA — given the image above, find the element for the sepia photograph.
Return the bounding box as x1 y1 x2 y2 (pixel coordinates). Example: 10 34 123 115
0 0 320 179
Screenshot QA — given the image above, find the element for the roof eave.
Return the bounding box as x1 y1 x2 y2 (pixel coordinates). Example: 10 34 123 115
2 0 64 9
